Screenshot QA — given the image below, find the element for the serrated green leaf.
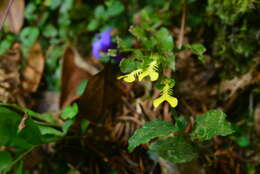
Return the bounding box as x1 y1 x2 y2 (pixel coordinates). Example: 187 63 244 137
155 28 174 51
128 120 177 152
191 110 234 141
61 103 78 120
119 58 140 73
150 136 198 163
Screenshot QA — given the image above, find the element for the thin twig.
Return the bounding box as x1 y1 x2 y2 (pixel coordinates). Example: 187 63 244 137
177 2 186 49
0 0 15 31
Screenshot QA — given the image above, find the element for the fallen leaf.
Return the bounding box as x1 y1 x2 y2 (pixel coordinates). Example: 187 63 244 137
254 103 260 135
7 0 24 34
22 42 45 92
78 64 122 123
60 47 92 108
0 0 12 30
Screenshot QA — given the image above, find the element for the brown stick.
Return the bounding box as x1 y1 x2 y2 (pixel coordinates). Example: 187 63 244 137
177 2 186 49
0 0 15 31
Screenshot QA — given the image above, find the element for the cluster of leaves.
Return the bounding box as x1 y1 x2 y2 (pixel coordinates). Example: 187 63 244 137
117 8 206 107
128 110 234 163
0 103 87 173
114 7 234 164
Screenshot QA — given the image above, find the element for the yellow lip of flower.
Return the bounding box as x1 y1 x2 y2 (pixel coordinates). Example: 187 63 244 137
153 82 178 108
138 61 159 81
117 69 142 83
153 94 178 108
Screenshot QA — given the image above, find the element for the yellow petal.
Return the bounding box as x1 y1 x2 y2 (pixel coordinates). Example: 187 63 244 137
117 75 126 80
149 71 159 81
123 75 136 83
138 71 148 81
165 95 178 107
153 95 178 108
153 96 165 108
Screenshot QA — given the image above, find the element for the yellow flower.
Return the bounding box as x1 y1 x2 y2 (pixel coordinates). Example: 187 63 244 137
153 82 178 108
138 61 159 81
117 69 142 83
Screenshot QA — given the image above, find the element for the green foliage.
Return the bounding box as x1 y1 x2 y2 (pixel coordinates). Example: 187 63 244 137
154 28 174 51
76 80 88 96
128 120 178 152
87 0 125 31
0 151 13 172
150 137 198 163
236 136 250 147
128 110 234 163
207 0 253 25
80 119 90 134
0 34 15 55
119 58 140 73
191 110 234 141
0 105 75 172
61 103 79 120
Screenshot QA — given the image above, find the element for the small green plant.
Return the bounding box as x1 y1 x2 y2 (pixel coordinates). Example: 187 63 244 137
116 8 234 163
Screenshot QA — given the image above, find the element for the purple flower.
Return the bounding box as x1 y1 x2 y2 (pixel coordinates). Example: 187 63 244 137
91 28 122 62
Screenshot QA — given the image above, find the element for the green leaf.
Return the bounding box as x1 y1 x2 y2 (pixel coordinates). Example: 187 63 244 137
150 136 198 163
43 24 58 38
129 26 146 41
0 107 21 146
62 119 75 134
236 136 250 147
87 19 100 31
60 0 73 13
94 5 105 19
105 1 124 17
119 58 140 73
155 28 174 51
191 43 206 55
76 80 88 96
0 151 13 172
14 161 23 174
19 27 39 55
61 103 78 120
38 125 64 137
191 110 234 141
80 119 89 134
128 120 177 152
175 116 187 132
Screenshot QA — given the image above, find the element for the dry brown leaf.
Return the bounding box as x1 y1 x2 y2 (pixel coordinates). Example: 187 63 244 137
60 47 92 108
7 0 24 34
254 103 260 135
22 42 45 92
0 0 11 29
78 64 122 123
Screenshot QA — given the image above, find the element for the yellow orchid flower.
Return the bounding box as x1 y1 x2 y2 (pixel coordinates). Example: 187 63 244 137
153 82 178 108
117 69 142 83
138 60 159 81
